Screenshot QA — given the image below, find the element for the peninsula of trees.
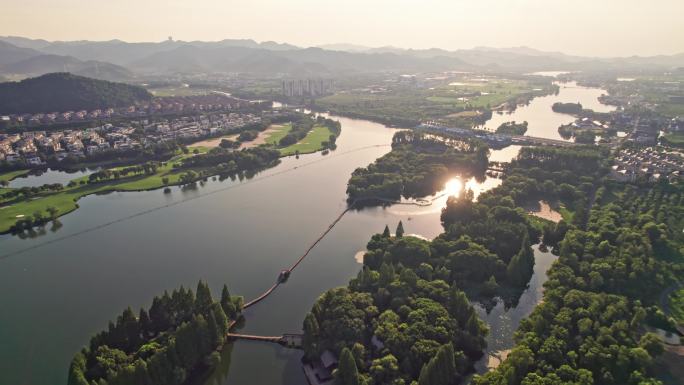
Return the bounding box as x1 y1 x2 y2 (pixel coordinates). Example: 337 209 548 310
68 281 242 385
0 72 152 115
346 131 488 203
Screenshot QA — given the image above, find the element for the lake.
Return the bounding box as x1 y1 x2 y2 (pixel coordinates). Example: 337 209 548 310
0 80 612 385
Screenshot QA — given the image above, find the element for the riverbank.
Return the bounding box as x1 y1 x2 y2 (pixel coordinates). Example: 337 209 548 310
0 147 284 234
0 119 341 234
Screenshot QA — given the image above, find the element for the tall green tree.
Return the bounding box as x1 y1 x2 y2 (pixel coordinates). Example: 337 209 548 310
506 233 534 286
396 221 404 238
302 313 320 359
418 343 458 385
382 225 391 238
337 347 360 385
195 280 213 315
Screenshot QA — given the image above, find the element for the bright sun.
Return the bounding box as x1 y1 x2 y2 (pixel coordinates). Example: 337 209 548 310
444 178 463 197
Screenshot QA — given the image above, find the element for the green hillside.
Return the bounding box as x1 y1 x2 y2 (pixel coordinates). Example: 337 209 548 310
0 72 151 114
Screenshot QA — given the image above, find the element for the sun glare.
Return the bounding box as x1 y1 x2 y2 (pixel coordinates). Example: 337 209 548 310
444 178 463 197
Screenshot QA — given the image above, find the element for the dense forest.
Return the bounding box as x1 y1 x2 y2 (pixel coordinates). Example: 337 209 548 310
472 152 684 384
0 72 152 114
303 145 678 385
68 281 243 385
346 131 488 202
302 228 490 385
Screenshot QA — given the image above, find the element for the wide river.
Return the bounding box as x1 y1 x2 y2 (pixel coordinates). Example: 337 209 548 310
0 81 611 385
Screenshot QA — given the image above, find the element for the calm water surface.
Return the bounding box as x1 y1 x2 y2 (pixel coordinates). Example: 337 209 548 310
482 81 615 141
0 83 610 384
8 168 97 188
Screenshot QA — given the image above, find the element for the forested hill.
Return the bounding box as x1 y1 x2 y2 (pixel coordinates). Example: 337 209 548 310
0 72 151 114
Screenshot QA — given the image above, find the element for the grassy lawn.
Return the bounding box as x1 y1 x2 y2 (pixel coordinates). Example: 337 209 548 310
0 169 30 183
264 123 292 145
279 125 334 156
669 288 684 324
0 155 199 233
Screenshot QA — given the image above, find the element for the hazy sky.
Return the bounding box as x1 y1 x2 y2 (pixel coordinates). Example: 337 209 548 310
2 0 683 57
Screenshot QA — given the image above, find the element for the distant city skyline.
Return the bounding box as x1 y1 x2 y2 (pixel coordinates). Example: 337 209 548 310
2 0 683 57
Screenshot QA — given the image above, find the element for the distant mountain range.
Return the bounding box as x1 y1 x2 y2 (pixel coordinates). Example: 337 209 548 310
0 73 151 115
0 36 683 80
0 41 133 81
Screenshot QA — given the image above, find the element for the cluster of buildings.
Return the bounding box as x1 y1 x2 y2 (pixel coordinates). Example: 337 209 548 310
611 147 684 183
0 128 133 165
282 79 334 97
0 111 270 165
569 117 611 131
627 119 661 145
1 94 255 128
142 112 262 142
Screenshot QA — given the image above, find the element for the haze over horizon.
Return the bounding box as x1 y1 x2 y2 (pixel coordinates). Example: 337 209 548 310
2 0 683 58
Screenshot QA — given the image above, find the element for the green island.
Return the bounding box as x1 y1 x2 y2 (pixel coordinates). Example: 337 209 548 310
551 102 583 115
495 121 528 136
67 281 243 385
346 131 488 203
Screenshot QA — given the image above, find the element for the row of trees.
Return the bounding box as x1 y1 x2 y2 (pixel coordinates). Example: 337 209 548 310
1 182 63 201
179 146 281 183
68 281 243 385
87 162 161 183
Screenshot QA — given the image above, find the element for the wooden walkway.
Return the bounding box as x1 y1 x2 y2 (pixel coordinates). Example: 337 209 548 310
227 333 303 348
242 204 355 310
